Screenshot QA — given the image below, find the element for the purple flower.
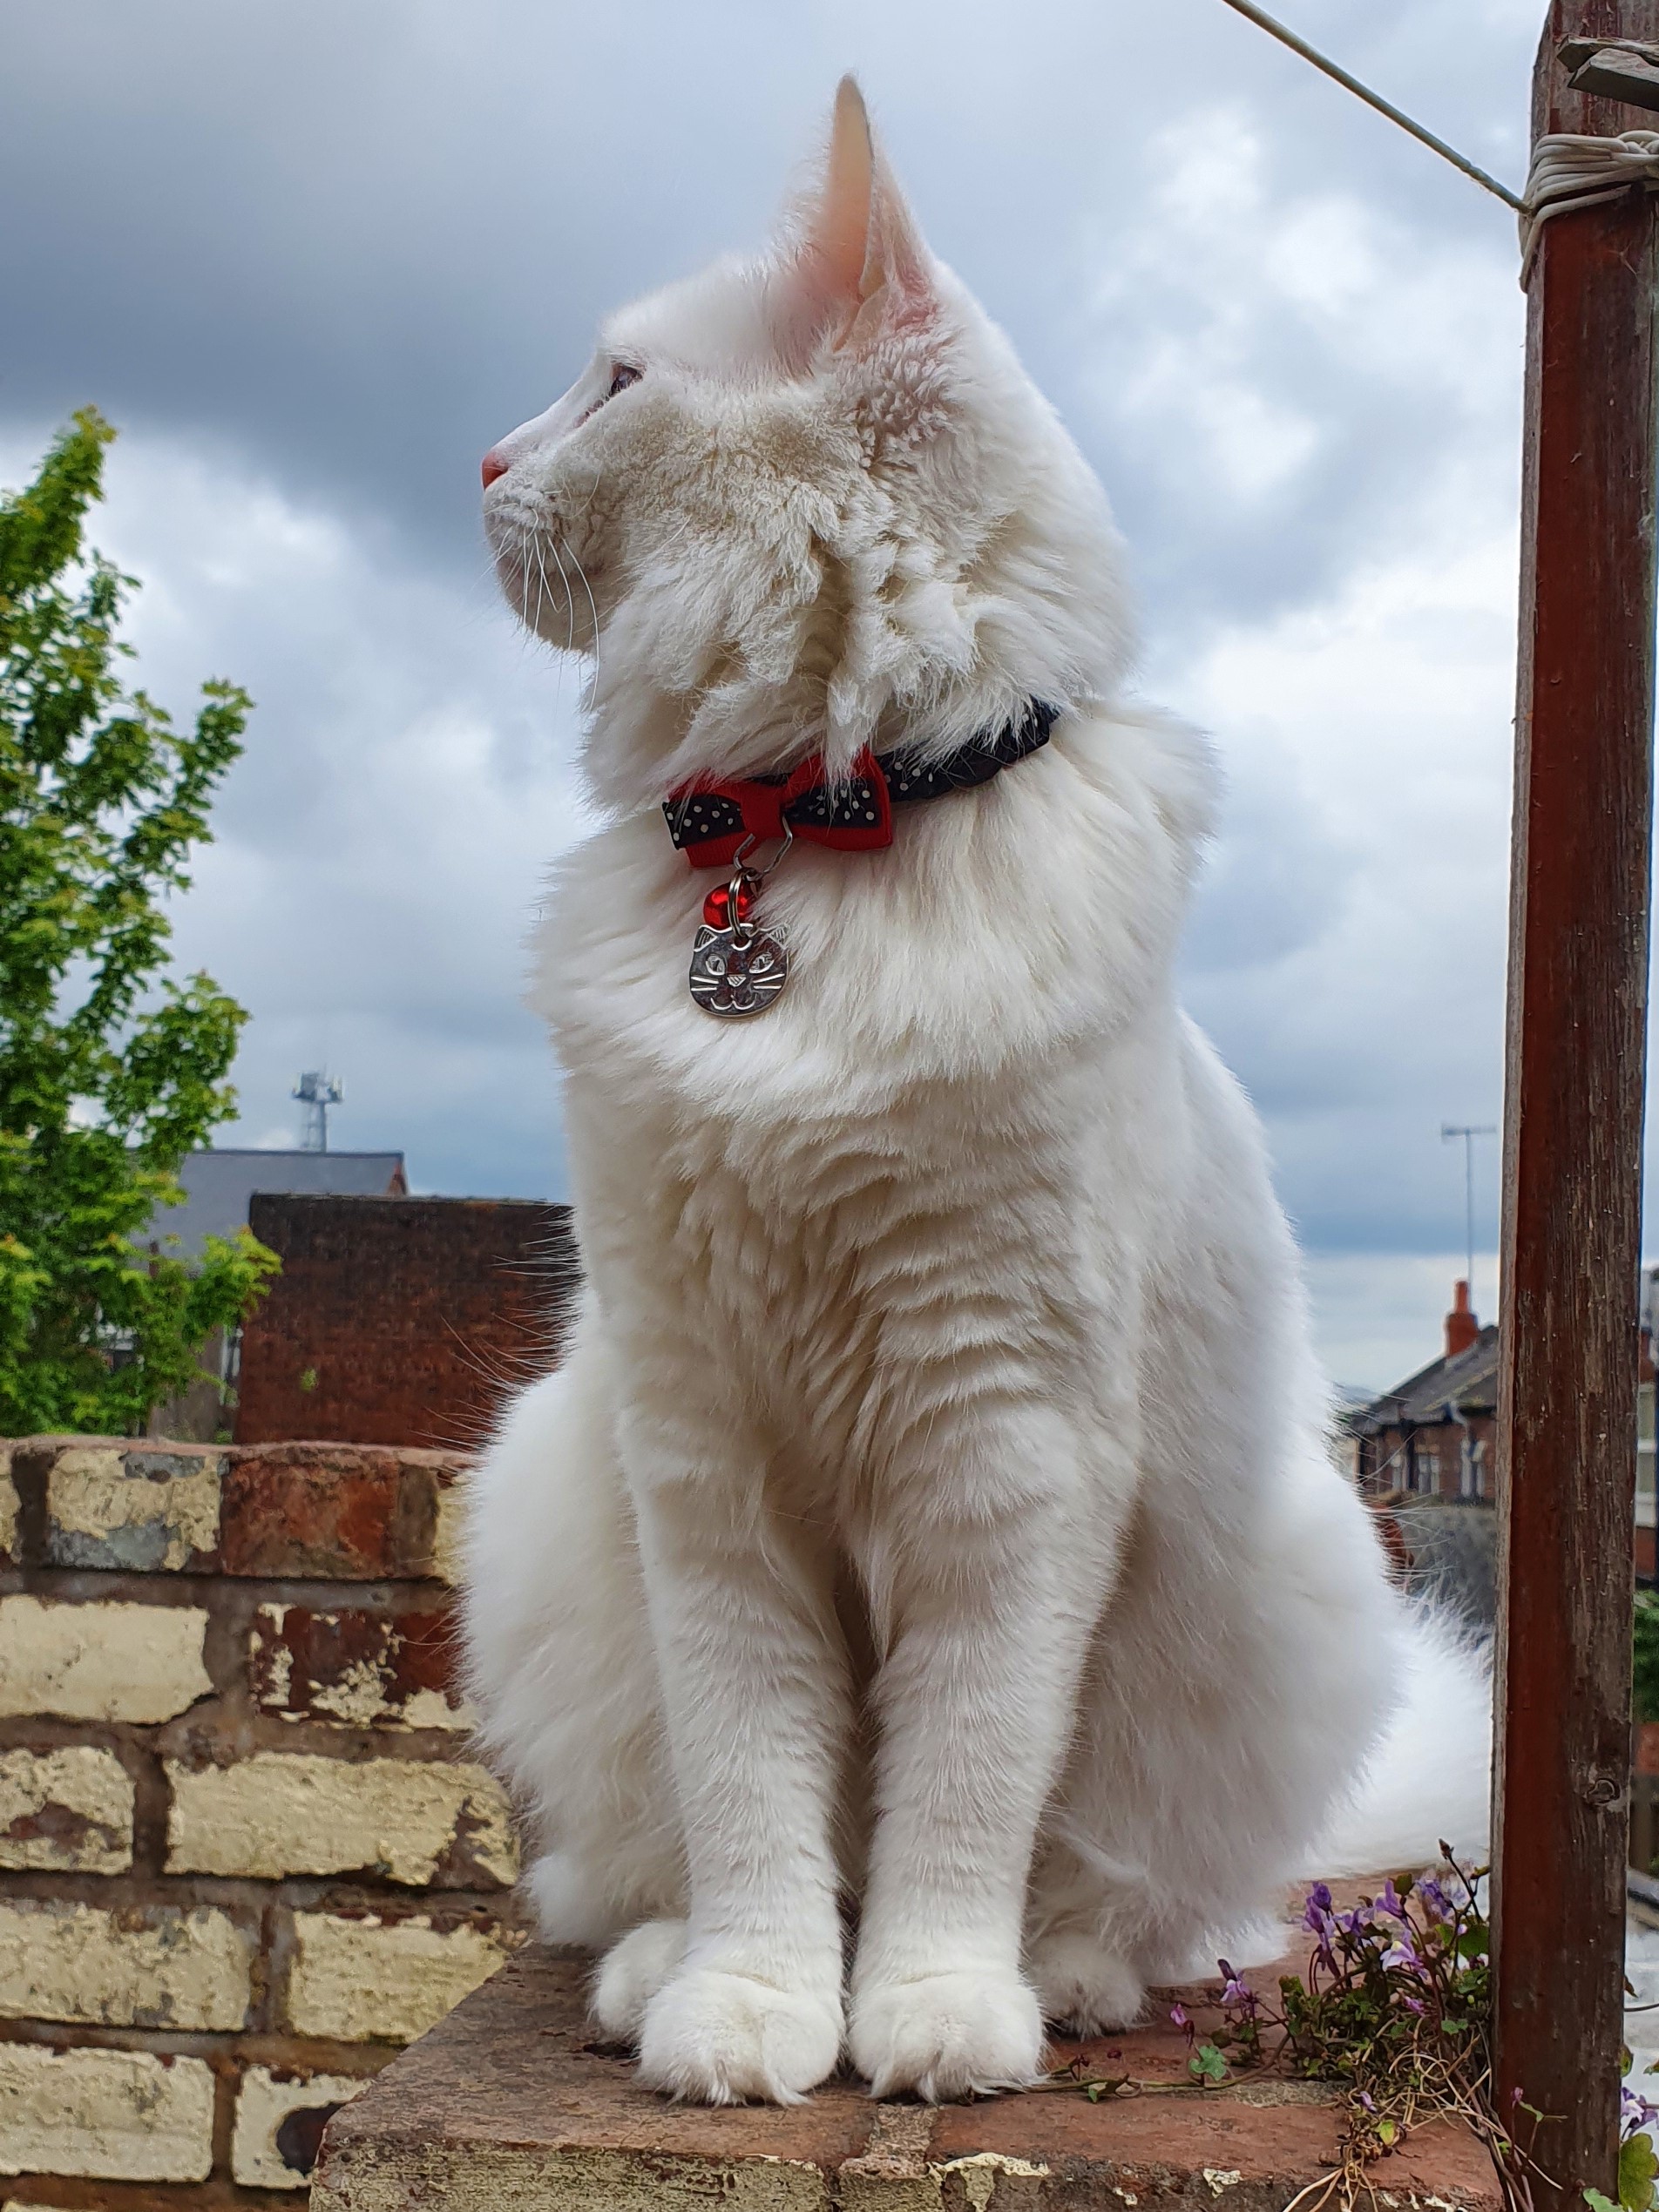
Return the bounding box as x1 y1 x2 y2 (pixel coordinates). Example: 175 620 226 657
1622 2087 1659 2136
1381 1941 1425 1977
1358 2092 1377 2113
1303 1884 1337 1942
1221 1972 1254 2009
1400 1995 1426 2016
1377 1879 1407 1921
1169 2004 1190 2031
1417 1877 1452 1924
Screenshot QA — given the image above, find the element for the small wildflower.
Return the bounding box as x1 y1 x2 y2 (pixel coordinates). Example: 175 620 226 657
1417 1877 1452 1923
1169 2003 1189 2031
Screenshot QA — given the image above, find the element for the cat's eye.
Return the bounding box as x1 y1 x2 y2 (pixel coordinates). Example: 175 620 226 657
607 364 642 399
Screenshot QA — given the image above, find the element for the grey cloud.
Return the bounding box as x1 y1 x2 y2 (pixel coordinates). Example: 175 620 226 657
0 0 1613 1381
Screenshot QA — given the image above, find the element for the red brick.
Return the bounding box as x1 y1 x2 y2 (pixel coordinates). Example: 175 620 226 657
315 1951 1505 2212
234 1194 576 1448
251 1600 467 1729
219 1445 459 1580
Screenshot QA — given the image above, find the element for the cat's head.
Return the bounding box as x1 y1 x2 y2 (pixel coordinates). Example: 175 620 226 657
484 78 1134 808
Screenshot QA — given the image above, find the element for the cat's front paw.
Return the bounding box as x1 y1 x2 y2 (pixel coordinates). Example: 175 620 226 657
849 1969 1045 2100
638 1965 843 2105
592 1919 688 2041
1027 1932 1145 2033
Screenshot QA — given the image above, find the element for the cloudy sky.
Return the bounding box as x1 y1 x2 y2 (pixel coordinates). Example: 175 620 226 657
0 0 1597 1388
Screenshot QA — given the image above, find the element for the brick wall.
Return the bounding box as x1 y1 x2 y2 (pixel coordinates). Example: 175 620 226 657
234 1195 577 1451
0 1437 529 2209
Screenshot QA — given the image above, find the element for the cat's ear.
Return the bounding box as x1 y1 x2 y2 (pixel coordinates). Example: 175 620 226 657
773 77 939 364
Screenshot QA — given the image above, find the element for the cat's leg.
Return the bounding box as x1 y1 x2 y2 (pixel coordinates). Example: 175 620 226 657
848 1398 1126 2100
620 1400 852 2105
1023 1837 1150 2033
460 1314 685 1953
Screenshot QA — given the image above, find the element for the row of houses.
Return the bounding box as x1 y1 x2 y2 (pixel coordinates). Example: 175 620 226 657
1345 1273 1658 1586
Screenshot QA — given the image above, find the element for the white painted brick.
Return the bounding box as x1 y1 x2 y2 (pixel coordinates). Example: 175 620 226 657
0 1746 133 1873
287 1911 518 2042
233 2064 372 2189
432 1469 468 1585
0 2043 214 2181
0 1595 212 1722
0 1897 252 2030
46 1444 220 1571
165 1751 516 1886
0 1444 17 1566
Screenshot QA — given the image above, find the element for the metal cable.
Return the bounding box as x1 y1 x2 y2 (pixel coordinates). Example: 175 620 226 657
1213 0 1527 211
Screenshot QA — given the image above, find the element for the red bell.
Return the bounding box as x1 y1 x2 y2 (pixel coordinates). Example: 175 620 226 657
701 880 756 929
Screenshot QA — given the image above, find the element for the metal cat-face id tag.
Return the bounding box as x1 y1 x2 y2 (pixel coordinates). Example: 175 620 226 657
688 921 789 1018
687 869 789 1018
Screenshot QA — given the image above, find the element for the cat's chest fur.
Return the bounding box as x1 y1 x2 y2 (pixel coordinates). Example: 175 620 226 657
527 709 1209 1451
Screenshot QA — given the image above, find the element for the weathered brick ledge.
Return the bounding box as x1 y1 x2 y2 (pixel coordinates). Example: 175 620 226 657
0 1436 532 2209
314 1948 1503 2212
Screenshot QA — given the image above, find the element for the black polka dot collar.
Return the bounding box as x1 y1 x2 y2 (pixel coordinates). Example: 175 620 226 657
662 700 1059 871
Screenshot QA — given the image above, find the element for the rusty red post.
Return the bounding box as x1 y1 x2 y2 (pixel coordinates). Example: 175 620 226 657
1492 2 1659 2195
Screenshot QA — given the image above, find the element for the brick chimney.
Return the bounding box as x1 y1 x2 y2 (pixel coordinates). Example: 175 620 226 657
1446 1279 1479 1359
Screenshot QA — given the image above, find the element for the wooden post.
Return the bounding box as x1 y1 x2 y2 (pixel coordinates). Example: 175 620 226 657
1493 1 1659 2195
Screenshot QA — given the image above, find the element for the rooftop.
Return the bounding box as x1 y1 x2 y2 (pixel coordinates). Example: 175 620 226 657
139 1147 407 1262
1347 1324 1500 1437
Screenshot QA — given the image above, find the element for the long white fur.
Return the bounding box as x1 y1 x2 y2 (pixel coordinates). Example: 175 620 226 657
462 78 1491 2108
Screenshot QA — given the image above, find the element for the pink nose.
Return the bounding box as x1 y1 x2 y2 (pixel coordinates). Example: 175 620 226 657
481 449 510 490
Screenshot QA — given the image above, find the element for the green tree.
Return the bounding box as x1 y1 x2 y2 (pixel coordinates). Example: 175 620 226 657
1635 1589 1659 1726
0 409 277 1437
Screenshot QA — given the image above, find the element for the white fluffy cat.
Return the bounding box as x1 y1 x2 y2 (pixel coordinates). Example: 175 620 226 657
462 78 1491 2108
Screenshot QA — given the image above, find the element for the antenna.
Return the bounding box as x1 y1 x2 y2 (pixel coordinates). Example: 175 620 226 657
294 1071 344 1153
1441 1122 1498 1304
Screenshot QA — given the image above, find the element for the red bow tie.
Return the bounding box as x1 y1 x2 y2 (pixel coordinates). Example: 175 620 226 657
661 704 1061 870
663 747 892 869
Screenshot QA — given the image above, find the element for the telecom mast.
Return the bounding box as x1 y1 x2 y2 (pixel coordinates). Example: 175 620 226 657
294 1071 344 1153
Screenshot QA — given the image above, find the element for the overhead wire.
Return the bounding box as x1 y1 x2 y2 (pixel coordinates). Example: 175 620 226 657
1212 0 1527 211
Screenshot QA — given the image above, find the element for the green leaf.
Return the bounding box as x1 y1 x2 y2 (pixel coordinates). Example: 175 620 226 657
1085 2076 1127 2103
0 414 271 1432
1376 2119 1398 2148
1188 2044 1229 2083
1588 2189 1622 2212
1620 2131 1659 2212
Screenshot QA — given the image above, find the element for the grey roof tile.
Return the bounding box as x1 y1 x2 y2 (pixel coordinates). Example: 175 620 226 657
141 1148 407 1262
